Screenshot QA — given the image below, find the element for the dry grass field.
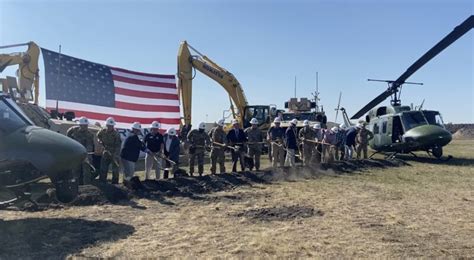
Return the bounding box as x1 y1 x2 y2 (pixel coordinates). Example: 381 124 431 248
1 140 473 259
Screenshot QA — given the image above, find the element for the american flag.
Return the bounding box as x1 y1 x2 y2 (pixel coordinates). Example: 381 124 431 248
41 48 180 130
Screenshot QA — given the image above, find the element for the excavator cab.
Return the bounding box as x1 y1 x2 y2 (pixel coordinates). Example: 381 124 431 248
243 105 271 128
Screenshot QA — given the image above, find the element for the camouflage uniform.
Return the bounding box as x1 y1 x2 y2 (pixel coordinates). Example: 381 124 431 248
67 126 94 185
311 129 324 164
267 126 285 168
335 130 346 160
209 126 227 174
298 126 315 166
244 127 263 171
356 128 374 159
187 129 210 176
97 128 122 183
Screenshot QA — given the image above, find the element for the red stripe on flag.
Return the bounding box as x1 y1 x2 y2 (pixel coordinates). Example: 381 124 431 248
115 87 179 100
112 75 176 88
110 67 176 79
49 108 181 125
115 101 180 112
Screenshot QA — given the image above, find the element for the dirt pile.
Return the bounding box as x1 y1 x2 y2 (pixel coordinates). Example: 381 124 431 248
453 127 474 139
233 205 323 221
9 159 406 211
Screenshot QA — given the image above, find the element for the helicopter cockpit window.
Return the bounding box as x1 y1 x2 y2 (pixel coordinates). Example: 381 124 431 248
0 98 29 134
423 111 445 128
401 111 428 131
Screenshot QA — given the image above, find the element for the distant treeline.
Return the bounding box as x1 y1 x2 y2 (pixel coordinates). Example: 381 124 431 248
445 124 474 134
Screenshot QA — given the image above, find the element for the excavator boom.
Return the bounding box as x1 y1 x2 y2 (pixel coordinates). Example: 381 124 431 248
177 41 248 127
0 42 40 104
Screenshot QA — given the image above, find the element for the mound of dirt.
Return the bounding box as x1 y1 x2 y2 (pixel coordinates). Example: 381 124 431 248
233 205 323 221
453 127 474 139
10 159 406 211
31 183 130 209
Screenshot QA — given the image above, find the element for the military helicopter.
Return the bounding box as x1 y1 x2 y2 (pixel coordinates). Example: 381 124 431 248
348 16 473 159
0 93 86 208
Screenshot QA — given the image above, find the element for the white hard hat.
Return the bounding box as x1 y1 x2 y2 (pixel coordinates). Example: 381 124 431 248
339 123 347 130
199 122 206 129
290 119 298 125
150 121 160 129
250 118 258 125
303 120 309 126
217 119 225 126
167 127 177 136
231 119 239 125
131 122 142 130
105 117 116 126
273 117 281 123
331 126 339 133
356 123 362 129
77 116 89 125
313 123 321 129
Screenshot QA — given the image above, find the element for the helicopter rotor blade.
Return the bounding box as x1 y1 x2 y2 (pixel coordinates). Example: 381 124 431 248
351 91 392 119
392 15 473 88
351 15 473 119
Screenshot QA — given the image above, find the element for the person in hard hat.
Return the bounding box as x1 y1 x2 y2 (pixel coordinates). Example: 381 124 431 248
226 119 247 172
323 126 339 163
267 117 285 168
187 122 211 176
244 118 263 171
284 119 298 167
67 116 94 185
120 122 146 182
355 122 374 159
208 119 227 174
344 124 359 160
144 121 163 180
163 127 180 178
311 123 324 164
336 124 348 160
97 117 122 184
298 119 315 166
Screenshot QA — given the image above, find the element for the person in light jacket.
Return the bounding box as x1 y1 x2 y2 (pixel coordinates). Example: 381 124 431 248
163 127 180 179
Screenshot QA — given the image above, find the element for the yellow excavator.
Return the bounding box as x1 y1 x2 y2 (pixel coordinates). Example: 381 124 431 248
177 41 276 133
0 42 40 105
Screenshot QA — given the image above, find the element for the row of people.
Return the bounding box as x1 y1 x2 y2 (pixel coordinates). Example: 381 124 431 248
67 116 180 185
67 115 374 185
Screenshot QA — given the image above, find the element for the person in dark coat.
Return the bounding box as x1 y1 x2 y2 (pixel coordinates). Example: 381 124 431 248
344 124 359 160
285 119 298 167
120 122 146 182
226 119 247 172
163 127 180 179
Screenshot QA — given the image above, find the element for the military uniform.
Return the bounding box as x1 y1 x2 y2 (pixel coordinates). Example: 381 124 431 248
335 130 346 160
298 126 315 166
356 128 374 159
67 126 94 185
244 127 263 171
311 129 324 164
97 128 122 183
209 126 227 174
187 129 210 176
267 126 285 168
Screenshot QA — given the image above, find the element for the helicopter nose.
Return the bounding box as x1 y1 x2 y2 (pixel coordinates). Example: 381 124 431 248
25 127 87 176
403 125 452 147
